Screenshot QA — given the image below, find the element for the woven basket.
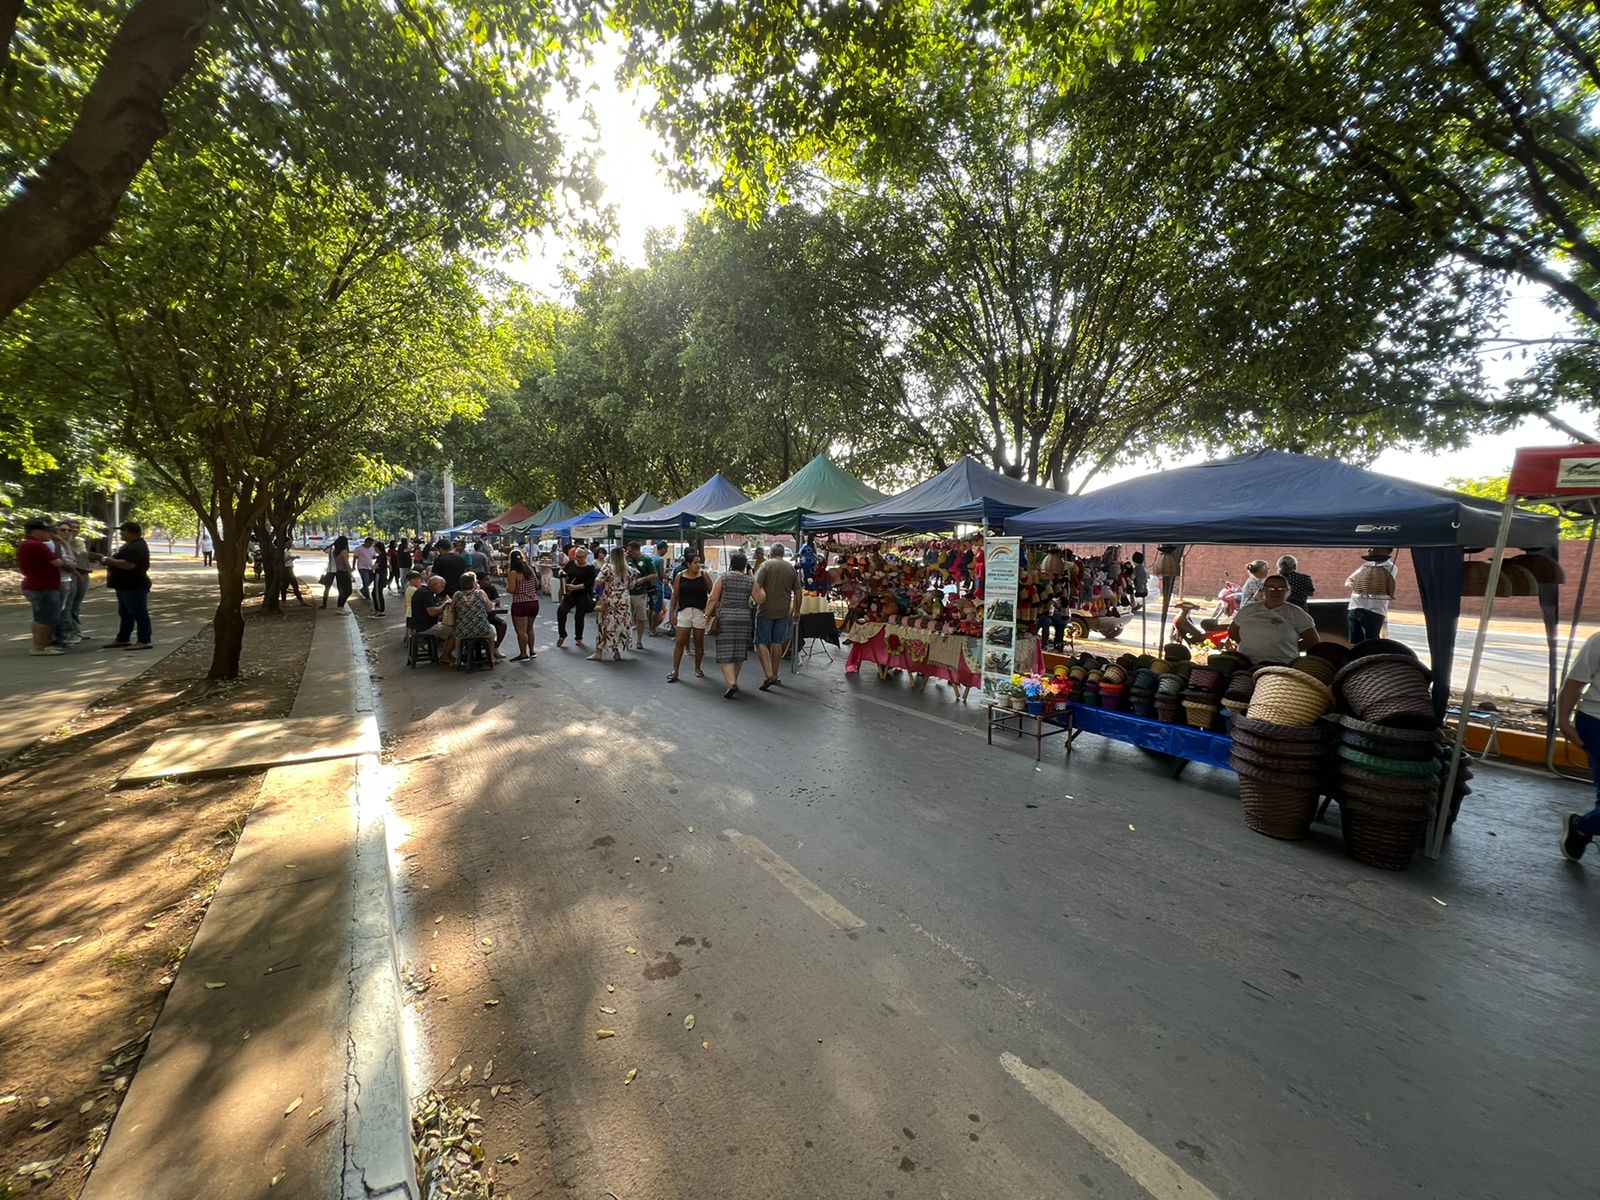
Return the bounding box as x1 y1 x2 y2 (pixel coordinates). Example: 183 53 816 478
1131 668 1159 691
1231 726 1332 760
1223 672 1255 701
1336 745 1443 776
1334 654 1435 727
1117 653 1141 672
1233 713 1337 744
1229 741 1329 777
1102 664 1127 685
1334 714 1441 742
1336 762 1442 796
1221 697 1251 714
1509 553 1564 585
1291 655 1336 685
1336 794 1429 870
1187 665 1223 692
1345 638 1418 664
1205 652 1246 676
1305 641 1352 671
1157 673 1185 696
1350 563 1396 597
1237 775 1321 840
1247 666 1335 726
1130 700 1157 719
1155 700 1184 724
1148 659 1172 676
1163 643 1192 663
1183 700 1220 730
1339 730 1441 761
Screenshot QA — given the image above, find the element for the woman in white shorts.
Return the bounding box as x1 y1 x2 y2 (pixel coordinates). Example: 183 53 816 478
667 551 710 682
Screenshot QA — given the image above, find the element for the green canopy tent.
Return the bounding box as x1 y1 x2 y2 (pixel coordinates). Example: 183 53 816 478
570 492 663 540
505 499 575 537
696 454 885 537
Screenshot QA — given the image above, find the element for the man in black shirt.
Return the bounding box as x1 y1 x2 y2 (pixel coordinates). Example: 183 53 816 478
103 521 153 650
411 576 457 665
433 539 469 595
556 545 598 647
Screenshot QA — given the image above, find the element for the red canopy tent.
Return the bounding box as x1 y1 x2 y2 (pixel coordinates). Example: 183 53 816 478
484 503 534 533
1438 444 1600 856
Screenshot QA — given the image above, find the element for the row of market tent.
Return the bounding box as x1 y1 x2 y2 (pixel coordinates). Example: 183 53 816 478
465 446 1566 718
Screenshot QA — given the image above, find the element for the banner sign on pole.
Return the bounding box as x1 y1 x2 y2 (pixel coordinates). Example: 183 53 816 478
981 536 1021 701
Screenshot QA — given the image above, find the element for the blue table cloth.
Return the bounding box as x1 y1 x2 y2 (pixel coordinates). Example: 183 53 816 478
1059 703 1235 772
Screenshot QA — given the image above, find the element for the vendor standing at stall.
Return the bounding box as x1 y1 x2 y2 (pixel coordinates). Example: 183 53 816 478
1228 575 1318 664
1555 631 1600 862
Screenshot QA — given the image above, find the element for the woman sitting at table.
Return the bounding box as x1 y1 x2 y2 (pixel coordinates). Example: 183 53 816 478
451 571 497 668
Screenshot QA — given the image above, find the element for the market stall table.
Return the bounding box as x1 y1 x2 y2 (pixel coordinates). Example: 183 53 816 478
1060 703 1236 777
987 703 1073 761
846 621 1042 699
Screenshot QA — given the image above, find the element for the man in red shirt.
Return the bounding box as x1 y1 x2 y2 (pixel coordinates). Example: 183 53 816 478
19 516 71 655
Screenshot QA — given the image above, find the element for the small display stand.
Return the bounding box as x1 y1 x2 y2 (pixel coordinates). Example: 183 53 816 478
986 703 1072 761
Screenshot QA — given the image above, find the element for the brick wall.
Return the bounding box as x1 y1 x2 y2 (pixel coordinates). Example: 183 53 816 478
1054 543 1595 622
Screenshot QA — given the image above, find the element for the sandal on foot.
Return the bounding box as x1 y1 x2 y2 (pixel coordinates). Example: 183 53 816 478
694 668 705 678
724 685 738 699
667 672 679 682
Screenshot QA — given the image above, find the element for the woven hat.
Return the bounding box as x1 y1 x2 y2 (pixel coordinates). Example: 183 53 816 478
1247 666 1335 726
1499 562 1539 596
1305 641 1351 671
1334 654 1435 728
1163 643 1192 663
1508 553 1563 585
1345 638 1417 664
1461 560 1513 597
1183 699 1219 729
1291 655 1337 685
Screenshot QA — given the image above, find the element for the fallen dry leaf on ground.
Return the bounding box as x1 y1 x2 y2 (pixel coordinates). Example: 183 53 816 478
204 981 226 989
270 1169 286 1187
596 1029 616 1039
284 1096 302 1117
605 983 615 993
683 1014 695 1030
624 1068 638 1086
624 945 637 955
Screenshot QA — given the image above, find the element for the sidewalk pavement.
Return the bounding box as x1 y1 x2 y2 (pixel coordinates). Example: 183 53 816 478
1386 609 1600 640
81 606 415 1200
1 560 218 760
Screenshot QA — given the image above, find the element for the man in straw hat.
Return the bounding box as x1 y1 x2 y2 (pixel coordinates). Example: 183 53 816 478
1344 547 1399 645
1228 574 1319 665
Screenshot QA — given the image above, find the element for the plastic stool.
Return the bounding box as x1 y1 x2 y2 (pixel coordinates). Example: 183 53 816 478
408 632 438 668
459 637 494 672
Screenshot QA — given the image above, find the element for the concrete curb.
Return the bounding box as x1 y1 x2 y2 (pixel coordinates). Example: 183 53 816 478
80 608 418 1200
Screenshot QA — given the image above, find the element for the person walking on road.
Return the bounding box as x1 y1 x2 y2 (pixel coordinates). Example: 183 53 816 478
556 545 598 648
706 550 756 698
1277 555 1316 609
1345 548 1398 644
753 543 801 691
1556 629 1600 861
102 520 153 650
393 539 413 593
353 537 378 600
650 540 673 636
505 550 540 661
667 550 710 682
625 541 654 649
19 516 70 655
588 547 634 662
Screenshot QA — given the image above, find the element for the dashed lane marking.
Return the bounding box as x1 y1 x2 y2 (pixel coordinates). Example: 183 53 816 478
1000 1052 1221 1200
723 829 866 931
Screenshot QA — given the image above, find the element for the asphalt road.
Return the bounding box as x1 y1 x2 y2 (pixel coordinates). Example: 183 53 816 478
373 604 1599 1200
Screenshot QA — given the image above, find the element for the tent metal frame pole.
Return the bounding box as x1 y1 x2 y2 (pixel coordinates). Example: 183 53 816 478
1547 516 1598 777
1430 499 1516 859
791 523 801 674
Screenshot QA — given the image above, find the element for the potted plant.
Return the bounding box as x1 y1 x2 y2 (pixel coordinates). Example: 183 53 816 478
1021 673 1047 715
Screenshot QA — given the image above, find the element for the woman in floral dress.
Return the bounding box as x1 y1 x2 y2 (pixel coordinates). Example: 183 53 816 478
588 547 634 662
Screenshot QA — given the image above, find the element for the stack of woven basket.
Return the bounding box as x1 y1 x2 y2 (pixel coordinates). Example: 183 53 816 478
1181 662 1227 731
1329 648 1441 869
1229 666 1338 838
1155 668 1186 723
1129 667 1160 718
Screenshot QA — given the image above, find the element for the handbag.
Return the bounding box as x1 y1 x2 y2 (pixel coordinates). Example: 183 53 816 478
440 599 456 627
319 572 335 586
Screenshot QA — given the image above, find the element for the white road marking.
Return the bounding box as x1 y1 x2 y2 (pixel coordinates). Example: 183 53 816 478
723 829 866 930
847 688 983 734
1000 1052 1220 1200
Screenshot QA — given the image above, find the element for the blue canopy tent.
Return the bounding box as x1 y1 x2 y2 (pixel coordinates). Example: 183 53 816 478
622 473 750 536
539 507 610 544
1007 450 1562 727
437 518 487 536
801 456 1062 533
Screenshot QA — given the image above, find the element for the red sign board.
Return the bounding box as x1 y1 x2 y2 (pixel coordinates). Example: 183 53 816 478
1507 444 1600 498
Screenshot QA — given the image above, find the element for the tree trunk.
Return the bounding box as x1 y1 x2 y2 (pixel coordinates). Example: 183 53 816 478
257 523 282 615
210 533 248 679
0 0 216 321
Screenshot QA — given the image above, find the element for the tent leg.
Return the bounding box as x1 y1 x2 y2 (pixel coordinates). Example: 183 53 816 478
1547 518 1598 776
1431 500 1516 859
792 524 802 675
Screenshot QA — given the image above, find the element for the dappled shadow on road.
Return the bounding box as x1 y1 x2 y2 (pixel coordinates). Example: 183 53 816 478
376 603 1600 1200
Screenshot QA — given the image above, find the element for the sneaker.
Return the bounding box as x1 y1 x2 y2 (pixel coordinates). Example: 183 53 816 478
102 641 130 650
31 646 66 656
1560 813 1591 861
127 642 153 651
